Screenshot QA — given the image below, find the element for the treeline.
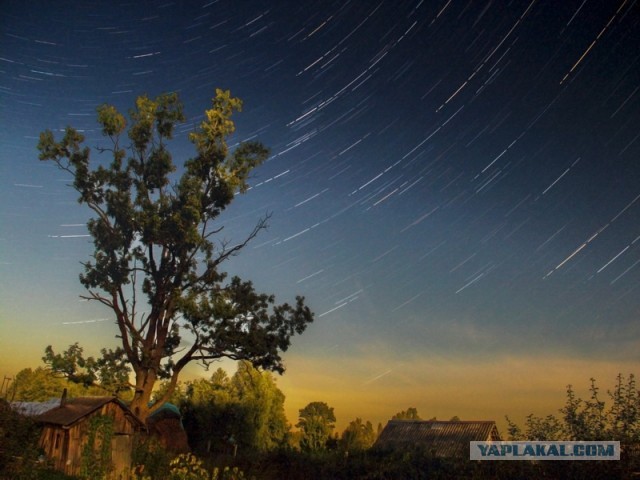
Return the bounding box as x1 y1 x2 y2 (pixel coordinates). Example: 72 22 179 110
2 369 639 479
506 374 640 444
6 361 385 456
153 361 382 456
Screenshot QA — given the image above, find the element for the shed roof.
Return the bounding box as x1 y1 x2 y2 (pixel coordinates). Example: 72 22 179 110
34 397 141 428
148 402 181 419
374 420 501 457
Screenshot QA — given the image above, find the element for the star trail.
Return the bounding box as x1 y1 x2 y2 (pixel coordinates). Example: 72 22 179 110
1 0 638 425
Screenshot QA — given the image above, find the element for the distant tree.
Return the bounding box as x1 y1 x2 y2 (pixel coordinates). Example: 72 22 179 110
339 417 377 453
449 415 460 421
156 362 289 454
151 379 188 406
608 373 640 441
506 413 563 441
9 367 105 402
37 89 314 421
507 374 640 443
296 401 336 452
170 370 236 454
231 360 290 451
392 407 421 420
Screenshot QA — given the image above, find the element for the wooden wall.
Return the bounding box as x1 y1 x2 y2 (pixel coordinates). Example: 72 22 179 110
39 401 139 479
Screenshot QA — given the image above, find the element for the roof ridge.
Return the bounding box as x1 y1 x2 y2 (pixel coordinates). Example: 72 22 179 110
388 419 495 423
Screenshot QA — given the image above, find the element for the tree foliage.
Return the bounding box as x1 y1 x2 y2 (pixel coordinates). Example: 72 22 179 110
42 343 131 395
178 371 235 454
296 401 336 452
9 367 108 402
391 407 421 420
155 361 289 454
230 360 290 452
507 374 640 443
339 418 377 454
37 89 314 420
0 399 42 478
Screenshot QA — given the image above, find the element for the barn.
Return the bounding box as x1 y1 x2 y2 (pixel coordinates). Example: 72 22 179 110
35 395 144 479
374 419 501 458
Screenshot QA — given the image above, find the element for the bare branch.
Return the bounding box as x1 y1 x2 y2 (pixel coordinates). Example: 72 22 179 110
80 291 114 309
211 213 269 265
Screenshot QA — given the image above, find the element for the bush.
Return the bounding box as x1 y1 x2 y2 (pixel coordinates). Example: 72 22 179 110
130 435 173 480
130 448 252 480
0 399 42 479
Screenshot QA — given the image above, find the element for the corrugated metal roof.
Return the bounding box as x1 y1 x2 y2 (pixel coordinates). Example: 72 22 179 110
34 397 123 427
374 420 501 457
11 399 60 416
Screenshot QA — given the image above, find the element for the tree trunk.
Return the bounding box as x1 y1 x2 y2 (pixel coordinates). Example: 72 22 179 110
129 369 157 422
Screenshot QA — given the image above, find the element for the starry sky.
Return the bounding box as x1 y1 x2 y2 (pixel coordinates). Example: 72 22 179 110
1 0 639 429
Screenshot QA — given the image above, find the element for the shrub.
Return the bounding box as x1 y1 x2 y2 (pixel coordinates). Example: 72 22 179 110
130 435 172 480
0 399 42 480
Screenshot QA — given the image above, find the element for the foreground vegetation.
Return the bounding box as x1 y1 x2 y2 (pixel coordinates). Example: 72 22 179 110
1 373 638 479
131 446 637 480
2 442 635 480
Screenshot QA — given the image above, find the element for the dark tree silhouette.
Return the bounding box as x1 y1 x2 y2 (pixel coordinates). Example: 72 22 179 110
38 89 313 420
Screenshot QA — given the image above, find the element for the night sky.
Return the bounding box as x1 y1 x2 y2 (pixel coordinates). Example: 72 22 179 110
1 1 639 428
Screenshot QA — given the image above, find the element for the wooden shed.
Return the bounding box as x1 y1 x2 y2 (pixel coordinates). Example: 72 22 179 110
373 419 501 458
35 395 144 479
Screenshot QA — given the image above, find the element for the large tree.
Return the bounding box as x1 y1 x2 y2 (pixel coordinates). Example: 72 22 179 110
153 362 289 453
231 360 290 451
37 89 313 421
339 417 377 454
296 401 336 452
